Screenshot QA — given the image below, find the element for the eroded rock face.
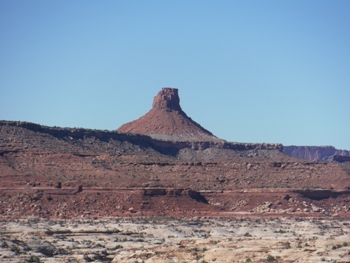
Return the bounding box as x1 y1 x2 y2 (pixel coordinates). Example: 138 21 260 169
117 88 220 141
284 146 350 162
332 155 350 163
152 88 182 112
142 188 208 204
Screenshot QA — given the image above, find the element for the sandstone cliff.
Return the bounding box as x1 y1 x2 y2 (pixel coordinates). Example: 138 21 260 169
283 145 350 162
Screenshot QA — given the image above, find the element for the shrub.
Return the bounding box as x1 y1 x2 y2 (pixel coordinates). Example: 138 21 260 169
26 256 41 262
10 245 20 255
267 255 276 262
285 241 291 249
112 245 123 250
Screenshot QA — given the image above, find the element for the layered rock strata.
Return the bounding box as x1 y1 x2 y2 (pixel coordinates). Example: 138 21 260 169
284 145 350 162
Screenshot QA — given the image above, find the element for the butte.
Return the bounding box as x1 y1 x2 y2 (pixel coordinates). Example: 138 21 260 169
117 88 222 142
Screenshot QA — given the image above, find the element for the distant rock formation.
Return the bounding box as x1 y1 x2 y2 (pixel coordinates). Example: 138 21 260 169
332 155 350 163
152 87 182 112
283 145 350 162
117 88 220 141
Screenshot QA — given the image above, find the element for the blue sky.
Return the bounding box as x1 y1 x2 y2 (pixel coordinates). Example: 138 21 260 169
1 1 349 149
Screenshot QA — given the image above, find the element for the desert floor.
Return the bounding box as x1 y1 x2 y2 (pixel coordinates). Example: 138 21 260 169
1 217 350 263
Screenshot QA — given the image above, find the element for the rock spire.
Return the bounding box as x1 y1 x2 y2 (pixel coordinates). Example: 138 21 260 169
152 88 182 112
117 88 220 142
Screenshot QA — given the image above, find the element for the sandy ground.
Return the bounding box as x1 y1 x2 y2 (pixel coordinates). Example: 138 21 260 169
1 217 350 263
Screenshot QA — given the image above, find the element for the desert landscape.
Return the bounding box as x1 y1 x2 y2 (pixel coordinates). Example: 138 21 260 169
1 88 350 262
1 217 350 262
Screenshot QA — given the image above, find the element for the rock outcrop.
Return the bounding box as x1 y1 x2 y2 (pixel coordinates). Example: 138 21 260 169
0 120 283 160
117 88 220 141
283 145 350 162
332 155 350 163
152 87 182 112
1 120 350 219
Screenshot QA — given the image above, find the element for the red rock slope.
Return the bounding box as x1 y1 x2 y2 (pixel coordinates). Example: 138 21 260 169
117 88 221 141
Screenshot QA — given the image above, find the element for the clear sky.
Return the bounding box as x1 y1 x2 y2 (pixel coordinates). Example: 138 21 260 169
1 1 349 150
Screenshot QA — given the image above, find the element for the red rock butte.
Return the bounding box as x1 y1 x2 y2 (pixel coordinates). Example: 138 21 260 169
117 88 221 141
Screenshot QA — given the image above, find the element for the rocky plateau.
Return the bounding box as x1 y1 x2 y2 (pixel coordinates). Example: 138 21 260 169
1 88 350 262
